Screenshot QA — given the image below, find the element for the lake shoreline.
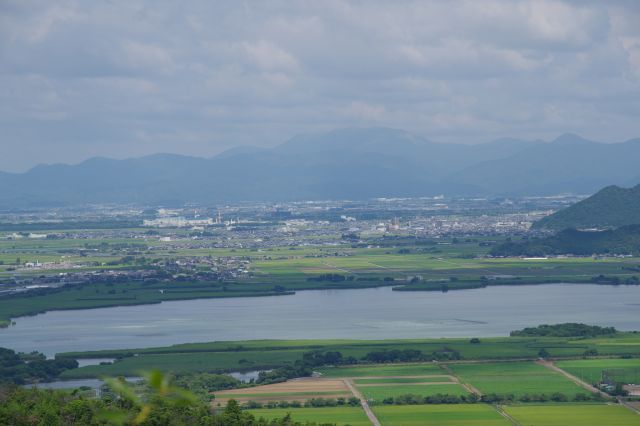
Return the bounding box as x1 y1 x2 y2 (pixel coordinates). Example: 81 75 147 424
3 279 639 329
1 283 639 357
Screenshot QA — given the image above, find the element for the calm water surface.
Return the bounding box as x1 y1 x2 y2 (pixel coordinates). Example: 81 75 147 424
1 284 639 356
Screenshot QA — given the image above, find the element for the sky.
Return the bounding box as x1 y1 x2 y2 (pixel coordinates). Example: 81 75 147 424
1 0 640 173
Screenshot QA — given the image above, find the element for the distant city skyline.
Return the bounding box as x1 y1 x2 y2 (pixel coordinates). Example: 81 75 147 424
2 0 639 172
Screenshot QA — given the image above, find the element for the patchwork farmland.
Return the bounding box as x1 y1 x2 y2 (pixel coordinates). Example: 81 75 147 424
212 359 640 425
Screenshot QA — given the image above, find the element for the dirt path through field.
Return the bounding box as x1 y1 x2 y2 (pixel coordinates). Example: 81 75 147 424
536 359 640 414
617 397 640 414
441 364 483 395
495 405 521 426
321 262 354 274
365 262 392 270
434 257 504 275
344 379 380 426
536 360 610 398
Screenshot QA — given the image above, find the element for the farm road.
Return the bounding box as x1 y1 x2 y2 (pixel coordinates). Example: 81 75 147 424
495 405 522 426
441 363 483 395
343 379 381 426
536 360 609 398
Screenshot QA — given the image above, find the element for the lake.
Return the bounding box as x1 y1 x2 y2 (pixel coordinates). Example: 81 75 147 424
1 284 639 356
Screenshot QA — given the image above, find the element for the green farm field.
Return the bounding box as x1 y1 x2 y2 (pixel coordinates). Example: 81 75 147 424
64 334 640 360
359 383 469 402
247 407 371 426
373 404 512 426
250 250 640 284
318 363 446 378
354 377 454 384
504 404 640 426
556 358 640 384
449 362 586 397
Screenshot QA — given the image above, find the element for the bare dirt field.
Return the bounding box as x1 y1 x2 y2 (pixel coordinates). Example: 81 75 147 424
213 378 353 405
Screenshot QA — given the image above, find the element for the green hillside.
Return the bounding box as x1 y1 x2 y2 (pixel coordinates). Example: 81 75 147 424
491 225 640 257
533 185 640 231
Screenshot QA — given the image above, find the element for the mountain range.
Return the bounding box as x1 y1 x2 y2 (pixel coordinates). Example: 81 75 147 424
2 127 639 207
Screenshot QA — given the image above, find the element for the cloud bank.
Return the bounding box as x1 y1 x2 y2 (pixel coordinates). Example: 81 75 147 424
1 0 639 171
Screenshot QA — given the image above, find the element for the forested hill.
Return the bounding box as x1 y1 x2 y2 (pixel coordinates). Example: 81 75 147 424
490 225 640 257
533 185 640 231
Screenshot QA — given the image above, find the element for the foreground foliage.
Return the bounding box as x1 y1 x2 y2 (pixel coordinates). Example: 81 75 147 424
0 376 333 425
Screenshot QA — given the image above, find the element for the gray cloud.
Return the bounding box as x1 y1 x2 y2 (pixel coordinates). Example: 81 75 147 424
1 0 639 172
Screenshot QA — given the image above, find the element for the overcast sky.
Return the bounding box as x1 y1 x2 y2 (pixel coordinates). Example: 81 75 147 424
1 1 639 172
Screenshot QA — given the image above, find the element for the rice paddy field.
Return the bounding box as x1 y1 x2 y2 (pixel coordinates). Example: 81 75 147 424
247 402 640 426
372 404 512 426
503 404 640 426
247 407 371 426
208 362 640 425
354 377 454 384
359 383 469 402
249 248 640 286
449 361 586 397
317 363 447 378
555 358 640 385
4 236 636 281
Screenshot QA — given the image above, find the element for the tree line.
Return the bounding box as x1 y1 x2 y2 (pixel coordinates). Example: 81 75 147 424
510 323 617 338
0 348 78 385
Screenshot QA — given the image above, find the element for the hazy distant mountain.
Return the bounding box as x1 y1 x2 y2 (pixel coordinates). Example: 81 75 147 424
533 184 640 231
451 134 640 195
213 146 267 160
0 127 638 207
